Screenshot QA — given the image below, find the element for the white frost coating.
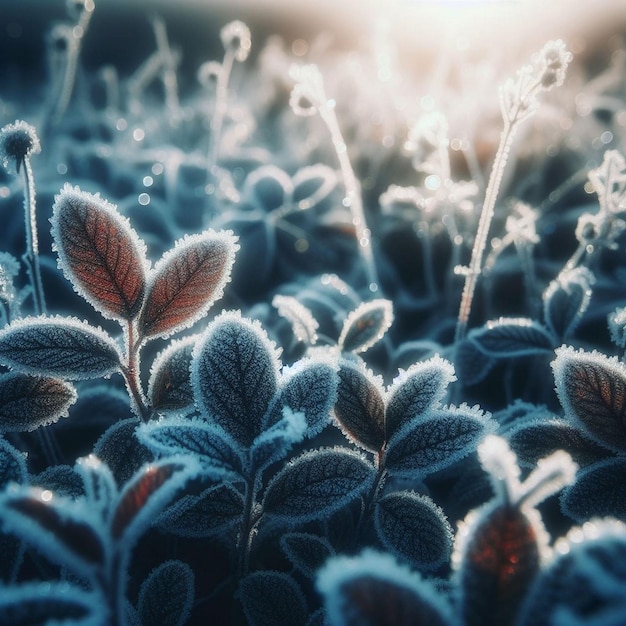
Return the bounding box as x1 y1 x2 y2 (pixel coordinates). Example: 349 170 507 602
50 183 150 322
338 299 394 354
241 164 293 208
141 229 239 340
317 549 454 626
272 294 319 345
291 163 338 209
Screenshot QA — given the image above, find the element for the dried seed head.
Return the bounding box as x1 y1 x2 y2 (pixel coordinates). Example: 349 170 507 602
220 20 251 62
197 61 222 88
536 39 572 89
0 120 41 174
289 64 326 117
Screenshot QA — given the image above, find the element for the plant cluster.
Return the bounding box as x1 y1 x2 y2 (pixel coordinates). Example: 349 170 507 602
1 2 626 624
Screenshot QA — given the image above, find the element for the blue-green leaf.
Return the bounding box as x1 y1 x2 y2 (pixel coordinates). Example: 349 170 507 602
0 316 121 380
543 266 593 341
156 481 243 538
191 312 280 447
338 299 394 354
0 486 107 579
333 359 385 453
374 491 453 571
280 532 336 579
237 571 308 626
138 560 194 626
385 356 456 440
263 448 376 523
264 358 338 437
507 417 609 469
469 318 554 358
250 408 307 473
560 457 626 522
0 372 77 432
137 417 243 480
518 520 626 626
317 549 454 626
0 581 104 626
384 405 494 479
31 464 85 499
552 346 626 453
148 336 197 412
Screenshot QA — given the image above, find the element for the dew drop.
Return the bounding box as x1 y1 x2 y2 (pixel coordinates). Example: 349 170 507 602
138 193 150 206
115 118 127 131
143 175 154 187
56 163 68 175
368 282 379 293
41 490 53 502
151 162 164 175
133 128 145 142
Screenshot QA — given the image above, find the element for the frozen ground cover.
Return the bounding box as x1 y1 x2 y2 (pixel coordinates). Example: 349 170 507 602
1 0 626 624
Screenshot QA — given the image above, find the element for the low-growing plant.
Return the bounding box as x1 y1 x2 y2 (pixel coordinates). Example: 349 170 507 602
1 3 626 624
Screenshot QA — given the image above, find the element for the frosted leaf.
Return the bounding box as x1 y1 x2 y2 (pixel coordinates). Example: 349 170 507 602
280 532 336 579
455 338 496 386
455 501 542 626
552 346 626 453
333 358 385 453
263 447 376 523
191 312 280 448
237 571 308 626
0 438 27 487
156 481 243 538
75 455 117 517
543 267 593 341
507 418 608 468
264 358 337 437
32 464 85 499
137 417 243 480
51 184 148 322
138 560 194 626
338 299 394 354
0 485 107 579
374 491 453 571
317 549 455 626
0 581 102 625
478 434 523 503
250 407 307 473
469 318 554 358
384 405 495 479
140 230 238 340
292 164 338 210
148 335 197 412
518 519 626 626
94 418 154 486
0 316 121 380
385 355 456 440
110 456 200 546
242 165 292 212
272 294 319 345
0 372 77 432
560 457 626 522
0 252 20 323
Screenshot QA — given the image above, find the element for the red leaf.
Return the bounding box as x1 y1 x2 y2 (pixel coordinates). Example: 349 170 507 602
459 504 540 626
51 184 148 322
111 462 180 540
140 231 238 339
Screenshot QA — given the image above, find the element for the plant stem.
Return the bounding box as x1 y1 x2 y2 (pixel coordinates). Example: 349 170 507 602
455 118 517 344
21 157 46 316
207 49 236 179
122 322 151 422
320 103 379 294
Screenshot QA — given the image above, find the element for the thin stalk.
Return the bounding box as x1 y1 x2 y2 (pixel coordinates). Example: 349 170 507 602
320 104 379 293
454 118 517 344
207 49 236 178
151 16 180 123
50 2 95 125
21 157 46 316
352 450 387 548
238 470 263 579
